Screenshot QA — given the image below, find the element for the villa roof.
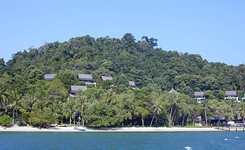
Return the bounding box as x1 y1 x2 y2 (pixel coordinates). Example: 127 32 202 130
225 91 237 97
70 85 87 94
78 74 93 81
208 116 226 121
169 88 177 94
129 81 136 87
194 91 205 97
85 82 96 86
101 75 113 81
44 74 56 80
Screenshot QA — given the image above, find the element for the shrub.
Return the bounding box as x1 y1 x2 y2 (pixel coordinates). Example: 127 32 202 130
0 115 12 127
29 111 55 128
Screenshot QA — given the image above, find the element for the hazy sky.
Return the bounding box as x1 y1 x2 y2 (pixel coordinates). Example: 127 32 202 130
0 0 244 65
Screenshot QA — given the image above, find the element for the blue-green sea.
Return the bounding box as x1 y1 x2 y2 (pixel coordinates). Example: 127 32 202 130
0 132 244 150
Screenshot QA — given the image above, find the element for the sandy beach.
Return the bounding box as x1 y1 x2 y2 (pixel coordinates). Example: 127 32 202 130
0 126 222 132
88 127 221 132
0 125 86 132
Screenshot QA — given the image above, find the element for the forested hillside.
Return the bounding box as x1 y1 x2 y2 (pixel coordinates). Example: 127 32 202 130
0 33 245 128
5 34 245 94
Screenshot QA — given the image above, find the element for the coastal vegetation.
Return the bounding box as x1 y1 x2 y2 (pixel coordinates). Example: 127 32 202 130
0 115 12 127
0 33 245 128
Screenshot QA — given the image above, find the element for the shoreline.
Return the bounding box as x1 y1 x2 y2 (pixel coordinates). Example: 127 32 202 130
87 127 221 133
0 126 228 133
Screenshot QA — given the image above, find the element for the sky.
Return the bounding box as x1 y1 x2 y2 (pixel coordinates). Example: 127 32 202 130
0 0 244 65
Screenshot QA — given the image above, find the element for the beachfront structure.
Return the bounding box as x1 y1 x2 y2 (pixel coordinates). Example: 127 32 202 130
78 74 96 86
224 91 239 102
242 94 245 101
194 91 205 103
129 81 136 88
44 74 56 80
208 116 226 126
70 85 87 96
101 75 113 81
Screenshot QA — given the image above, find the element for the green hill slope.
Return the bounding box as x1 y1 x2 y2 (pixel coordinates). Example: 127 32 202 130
5 33 245 95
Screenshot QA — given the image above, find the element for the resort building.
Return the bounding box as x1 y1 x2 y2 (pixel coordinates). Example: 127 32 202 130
44 74 56 81
70 85 87 97
242 94 245 101
208 116 226 126
194 91 205 103
129 81 136 88
78 74 96 86
224 90 239 102
101 75 113 81
169 88 177 94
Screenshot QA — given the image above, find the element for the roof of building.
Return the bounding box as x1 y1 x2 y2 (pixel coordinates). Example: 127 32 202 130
101 75 113 81
208 116 226 121
129 81 136 87
70 85 87 94
78 74 93 81
44 74 56 80
169 88 177 94
194 91 205 97
225 91 237 97
85 82 96 85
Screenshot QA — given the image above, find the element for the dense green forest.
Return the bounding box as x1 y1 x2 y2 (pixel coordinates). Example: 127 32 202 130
0 33 245 127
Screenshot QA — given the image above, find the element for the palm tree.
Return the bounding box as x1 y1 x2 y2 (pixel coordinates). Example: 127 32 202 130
8 89 22 125
0 74 11 114
241 102 245 123
0 90 9 114
133 89 150 127
77 93 88 127
63 97 77 126
203 99 208 126
149 92 165 127
165 91 179 127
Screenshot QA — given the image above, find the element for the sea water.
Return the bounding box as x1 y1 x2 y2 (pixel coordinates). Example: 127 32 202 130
0 132 244 150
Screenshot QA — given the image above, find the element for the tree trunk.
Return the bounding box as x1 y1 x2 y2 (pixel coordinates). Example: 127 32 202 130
69 114 72 126
204 105 208 126
81 103 85 127
156 117 159 126
181 115 185 126
82 118 85 127
168 107 173 127
150 114 155 127
141 117 144 127
171 107 176 126
12 108 15 125
192 117 195 126
74 113 76 126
